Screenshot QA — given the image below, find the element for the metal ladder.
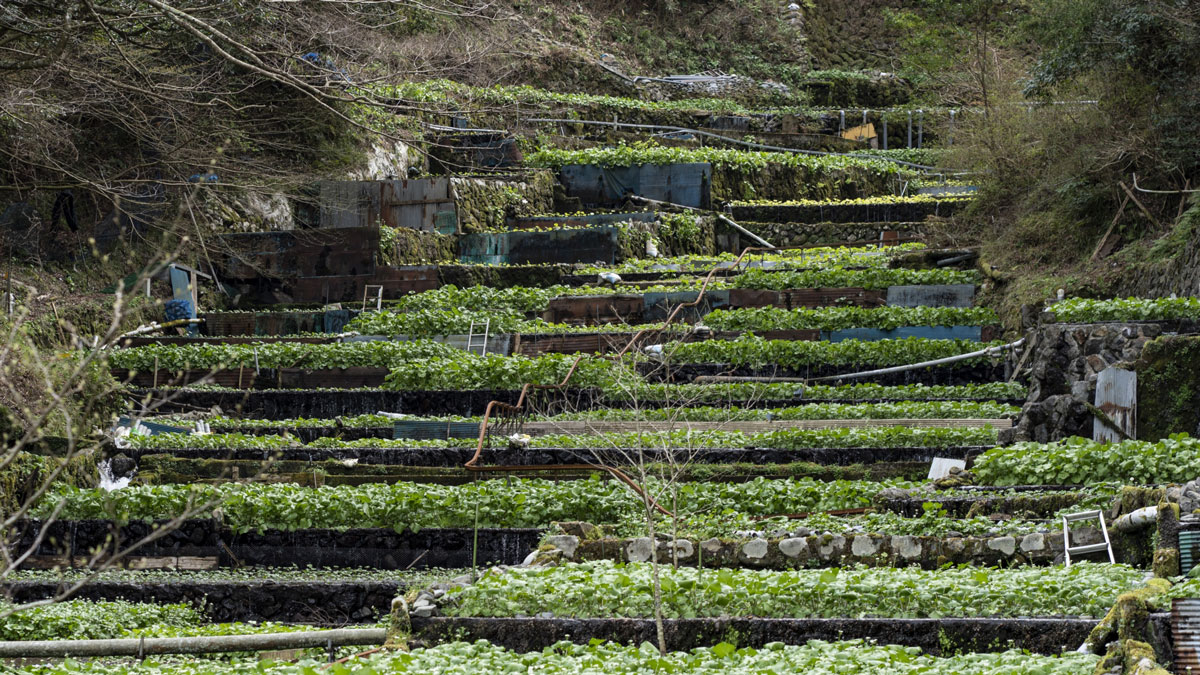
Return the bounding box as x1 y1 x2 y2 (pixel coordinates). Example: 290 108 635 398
1062 510 1115 566
467 318 490 356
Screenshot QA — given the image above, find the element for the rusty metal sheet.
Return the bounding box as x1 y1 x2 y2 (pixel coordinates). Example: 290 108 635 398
459 227 619 265
886 284 976 308
1094 366 1136 442
274 367 389 389
288 267 438 304
219 228 379 279
727 289 784 309
430 133 522 174
543 295 644 325
319 179 456 233
783 288 886 309
201 313 256 336
1173 597 1200 672
643 290 730 323
514 332 661 356
559 163 712 209
113 369 260 389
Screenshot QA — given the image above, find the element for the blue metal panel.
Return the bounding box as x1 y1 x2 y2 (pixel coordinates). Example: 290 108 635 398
886 284 976 308
559 163 712 209
824 326 982 342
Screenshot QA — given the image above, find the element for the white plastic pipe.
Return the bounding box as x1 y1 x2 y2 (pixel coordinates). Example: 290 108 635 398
808 339 1024 382
1114 506 1158 533
0 628 386 658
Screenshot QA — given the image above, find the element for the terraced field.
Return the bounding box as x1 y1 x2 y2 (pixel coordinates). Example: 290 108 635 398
7 58 1200 675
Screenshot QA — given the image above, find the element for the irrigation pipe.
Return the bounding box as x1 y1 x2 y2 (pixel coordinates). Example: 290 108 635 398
717 214 775 249
523 117 967 174
1131 173 1200 194
0 628 387 658
806 339 1024 383
624 195 775 249
116 318 204 341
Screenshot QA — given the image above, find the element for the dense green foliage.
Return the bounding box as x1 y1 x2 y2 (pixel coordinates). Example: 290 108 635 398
974 434 1200 485
0 600 306 641
666 336 1001 369
5 566 468 585
12 639 1101 675
346 308 674 338
1048 297 1200 322
1025 0 1200 176
184 400 1016 431
618 382 1026 403
526 141 906 174
448 561 1142 619
0 600 199 641
729 194 971 207
552 401 1018 422
388 79 802 115
730 267 978 290
109 340 462 371
130 426 996 452
704 306 997 332
37 476 913 532
382 352 629 391
587 243 928 275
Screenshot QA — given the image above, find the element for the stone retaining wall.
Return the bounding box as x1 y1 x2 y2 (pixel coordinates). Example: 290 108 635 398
555 527 1119 570
738 220 926 247
1006 322 1197 442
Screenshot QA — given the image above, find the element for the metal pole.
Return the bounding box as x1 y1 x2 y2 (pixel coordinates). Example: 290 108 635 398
948 110 956 146
907 111 913 148
0 629 388 658
917 110 924 148
838 109 845 133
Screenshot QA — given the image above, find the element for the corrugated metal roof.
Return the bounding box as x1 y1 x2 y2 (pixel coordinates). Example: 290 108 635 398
1173 597 1200 672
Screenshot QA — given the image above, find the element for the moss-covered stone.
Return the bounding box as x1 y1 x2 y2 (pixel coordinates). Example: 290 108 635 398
1152 548 1180 579
451 172 555 234
0 450 98 516
380 226 456 265
1133 335 1200 441
1084 579 1170 655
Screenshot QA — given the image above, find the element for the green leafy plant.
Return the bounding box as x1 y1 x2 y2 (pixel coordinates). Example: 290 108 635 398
11 638 1101 674
447 560 1143 620
730 267 978 290
1047 297 1200 323
666 336 1002 369
36 476 916 532
703 306 998 332
974 434 1200 485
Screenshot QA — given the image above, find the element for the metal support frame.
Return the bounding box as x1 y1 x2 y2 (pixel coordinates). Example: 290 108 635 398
467 318 491 356
1062 510 1115 566
362 285 384 311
